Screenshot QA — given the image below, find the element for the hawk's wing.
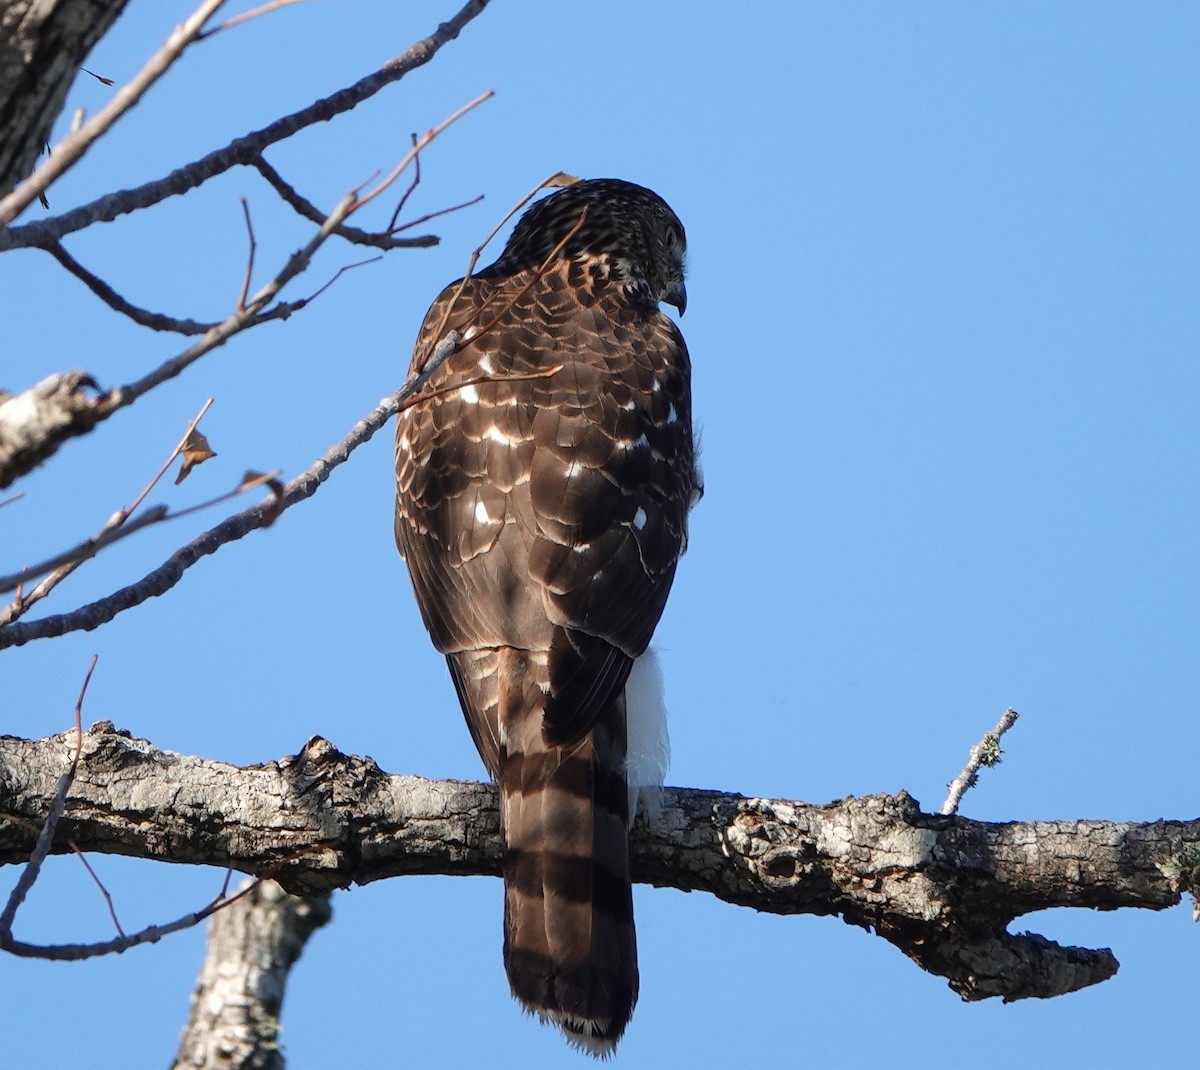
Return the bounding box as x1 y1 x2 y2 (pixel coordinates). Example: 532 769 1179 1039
394 258 697 755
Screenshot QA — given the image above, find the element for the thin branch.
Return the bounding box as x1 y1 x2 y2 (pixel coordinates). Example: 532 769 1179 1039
0 0 229 226
0 400 215 617
0 466 281 607
0 0 493 252
389 192 485 235
1 874 263 961
941 708 1021 815
388 133 422 232
78 69 116 87
68 845 127 939
0 656 95 937
351 89 493 213
236 197 257 312
301 256 382 304
251 155 440 250
0 387 401 649
128 400 216 515
424 171 578 363
111 89 491 413
198 0 311 38
43 243 220 334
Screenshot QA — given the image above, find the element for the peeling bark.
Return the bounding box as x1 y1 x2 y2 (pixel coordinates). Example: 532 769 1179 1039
1 723 1196 1003
0 371 120 488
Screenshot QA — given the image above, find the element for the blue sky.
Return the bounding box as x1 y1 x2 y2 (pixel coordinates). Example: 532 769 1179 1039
2 2 1197 1066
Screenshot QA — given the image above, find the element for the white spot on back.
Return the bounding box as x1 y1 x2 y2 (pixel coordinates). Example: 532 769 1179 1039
564 460 584 478
633 507 648 530
478 355 495 375
474 500 492 524
486 426 519 446
666 402 678 424
460 383 479 403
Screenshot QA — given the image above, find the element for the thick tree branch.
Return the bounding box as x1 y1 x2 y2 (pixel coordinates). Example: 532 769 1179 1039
1 724 1196 1003
170 879 332 1070
0 0 130 197
0 371 119 489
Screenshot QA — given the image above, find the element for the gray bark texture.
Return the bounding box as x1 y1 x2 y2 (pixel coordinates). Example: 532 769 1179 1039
2 722 1197 1004
0 0 129 197
0 371 120 488
170 879 332 1070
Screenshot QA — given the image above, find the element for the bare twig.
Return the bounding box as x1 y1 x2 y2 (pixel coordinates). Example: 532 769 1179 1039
425 171 578 362
399 365 564 416
388 133 423 231
236 197 257 312
0 656 96 939
0 400 214 615
68 845 127 939
0 0 493 253
113 90 491 413
352 89 493 213
0 465 281 606
941 708 1021 816
1 872 263 961
78 68 115 87
43 243 220 334
251 155 439 250
463 209 586 346
301 256 382 304
389 193 485 234
0 386 402 649
0 0 229 226
198 0 311 38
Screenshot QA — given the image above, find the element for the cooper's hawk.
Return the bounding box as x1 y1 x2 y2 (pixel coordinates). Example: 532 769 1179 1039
394 178 698 1054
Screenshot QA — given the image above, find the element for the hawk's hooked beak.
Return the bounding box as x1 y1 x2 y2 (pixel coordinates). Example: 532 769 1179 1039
664 279 687 317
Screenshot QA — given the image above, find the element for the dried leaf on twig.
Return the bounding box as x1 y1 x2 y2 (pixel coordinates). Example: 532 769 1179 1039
175 429 217 484
239 470 286 527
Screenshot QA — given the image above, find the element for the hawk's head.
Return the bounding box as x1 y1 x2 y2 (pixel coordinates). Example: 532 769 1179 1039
495 178 687 315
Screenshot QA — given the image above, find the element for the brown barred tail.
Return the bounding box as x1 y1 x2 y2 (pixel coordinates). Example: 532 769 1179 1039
496 648 637 1057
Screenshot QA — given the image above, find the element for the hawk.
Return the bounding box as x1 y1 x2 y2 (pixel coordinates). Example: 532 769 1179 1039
394 178 698 1054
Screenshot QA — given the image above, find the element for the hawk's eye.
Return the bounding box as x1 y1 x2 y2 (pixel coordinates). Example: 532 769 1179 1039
663 225 680 252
